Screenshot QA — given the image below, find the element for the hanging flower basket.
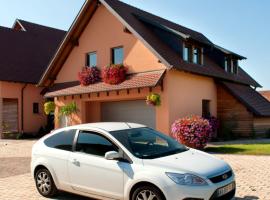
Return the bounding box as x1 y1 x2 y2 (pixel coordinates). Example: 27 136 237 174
146 93 161 106
102 64 128 85
44 101 55 115
78 66 100 86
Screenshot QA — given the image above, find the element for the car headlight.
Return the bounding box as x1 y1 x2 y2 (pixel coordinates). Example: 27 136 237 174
166 172 208 186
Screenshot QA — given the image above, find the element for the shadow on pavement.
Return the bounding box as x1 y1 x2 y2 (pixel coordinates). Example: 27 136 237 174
54 192 94 200
234 196 259 200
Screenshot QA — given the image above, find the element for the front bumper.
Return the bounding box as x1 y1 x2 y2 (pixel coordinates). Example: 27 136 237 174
162 175 235 200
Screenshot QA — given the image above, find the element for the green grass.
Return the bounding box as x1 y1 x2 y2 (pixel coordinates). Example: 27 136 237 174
205 144 270 155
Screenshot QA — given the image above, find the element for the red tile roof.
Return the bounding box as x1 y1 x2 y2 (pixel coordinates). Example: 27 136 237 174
44 70 165 98
260 91 270 102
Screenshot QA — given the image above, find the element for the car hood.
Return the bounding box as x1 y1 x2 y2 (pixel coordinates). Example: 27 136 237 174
142 149 230 177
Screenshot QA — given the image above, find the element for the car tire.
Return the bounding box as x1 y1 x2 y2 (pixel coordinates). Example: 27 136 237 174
131 185 165 200
35 168 58 197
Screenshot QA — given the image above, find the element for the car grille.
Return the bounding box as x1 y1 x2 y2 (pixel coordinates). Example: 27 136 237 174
210 188 235 200
209 170 233 183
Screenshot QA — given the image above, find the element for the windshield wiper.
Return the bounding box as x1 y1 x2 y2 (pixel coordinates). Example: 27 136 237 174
141 148 187 159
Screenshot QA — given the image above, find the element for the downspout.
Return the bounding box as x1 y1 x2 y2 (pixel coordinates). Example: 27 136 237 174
21 84 27 134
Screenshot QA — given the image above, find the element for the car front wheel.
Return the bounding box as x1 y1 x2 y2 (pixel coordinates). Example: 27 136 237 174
132 185 165 200
35 168 58 197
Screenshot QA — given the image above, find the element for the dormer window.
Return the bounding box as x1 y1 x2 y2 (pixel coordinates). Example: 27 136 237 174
183 43 203 65
193 47 202 64
224 57 238 74
183 45 192 62
224 57 231 72
232 59 238 74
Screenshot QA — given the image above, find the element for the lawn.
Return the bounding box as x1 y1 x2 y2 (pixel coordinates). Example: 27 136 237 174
205 144 270 155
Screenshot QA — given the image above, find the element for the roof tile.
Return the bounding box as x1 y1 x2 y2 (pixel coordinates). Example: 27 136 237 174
45 70 165 98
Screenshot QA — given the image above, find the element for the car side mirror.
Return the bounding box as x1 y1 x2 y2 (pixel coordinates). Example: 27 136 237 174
105 151 121 160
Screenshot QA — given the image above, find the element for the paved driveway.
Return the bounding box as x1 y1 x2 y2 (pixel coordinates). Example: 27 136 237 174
0 140 269 200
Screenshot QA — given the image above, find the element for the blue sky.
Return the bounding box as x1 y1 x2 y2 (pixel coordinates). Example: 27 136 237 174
0 0 269 89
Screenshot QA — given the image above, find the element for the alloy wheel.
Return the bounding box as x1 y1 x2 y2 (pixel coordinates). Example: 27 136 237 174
136 190 158 200
36 171 52 195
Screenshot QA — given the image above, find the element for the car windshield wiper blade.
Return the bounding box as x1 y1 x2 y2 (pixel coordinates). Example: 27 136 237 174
141 148 187 159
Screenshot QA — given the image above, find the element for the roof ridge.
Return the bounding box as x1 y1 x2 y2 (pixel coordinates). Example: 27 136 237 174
17 19 66 32
116 0 204 37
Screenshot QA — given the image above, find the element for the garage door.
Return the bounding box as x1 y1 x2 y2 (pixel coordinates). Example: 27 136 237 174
101 100 156 128
3 99 18 132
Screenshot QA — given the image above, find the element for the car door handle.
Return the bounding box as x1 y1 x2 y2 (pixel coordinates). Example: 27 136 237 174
71 159 80 166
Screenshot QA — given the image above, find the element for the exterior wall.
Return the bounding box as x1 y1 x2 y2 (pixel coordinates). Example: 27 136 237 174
55 4 165 83
217 84 254 137
53 70 217 135
166 69 217 133
253 117 270 136
54 86 170 133
0 81 46 135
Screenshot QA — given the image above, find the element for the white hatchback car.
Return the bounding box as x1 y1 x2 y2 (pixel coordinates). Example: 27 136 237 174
31 122 235 200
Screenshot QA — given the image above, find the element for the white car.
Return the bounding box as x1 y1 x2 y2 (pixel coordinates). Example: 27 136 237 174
31 122 235 200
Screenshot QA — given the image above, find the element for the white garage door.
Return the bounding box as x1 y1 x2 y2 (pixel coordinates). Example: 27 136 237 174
3 99 18 133
101 100 156 128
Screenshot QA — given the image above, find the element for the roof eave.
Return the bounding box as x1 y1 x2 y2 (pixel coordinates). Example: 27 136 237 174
38 0 95 87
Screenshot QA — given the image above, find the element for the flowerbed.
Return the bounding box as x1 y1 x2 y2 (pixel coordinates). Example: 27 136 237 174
102 64 127 85
171 115 212 149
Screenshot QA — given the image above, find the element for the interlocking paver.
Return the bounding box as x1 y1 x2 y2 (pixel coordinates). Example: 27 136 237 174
0 139 269 200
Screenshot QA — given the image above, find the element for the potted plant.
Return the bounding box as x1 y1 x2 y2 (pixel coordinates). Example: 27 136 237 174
171 115 212 149
102 64 128 85
44 101 55 115
146 93 161 106
59 102 78 127
78 66 100 86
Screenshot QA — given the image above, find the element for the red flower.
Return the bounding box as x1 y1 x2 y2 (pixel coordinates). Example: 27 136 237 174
78 66 100 86
102 64 128 85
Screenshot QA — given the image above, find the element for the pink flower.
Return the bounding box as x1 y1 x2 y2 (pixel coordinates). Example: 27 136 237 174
171 115 212 149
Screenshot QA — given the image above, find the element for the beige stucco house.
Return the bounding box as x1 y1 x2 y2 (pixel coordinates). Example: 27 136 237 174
0 19 65 138
39 0 270 138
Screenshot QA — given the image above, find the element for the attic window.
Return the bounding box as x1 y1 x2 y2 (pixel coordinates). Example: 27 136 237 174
86 52 97 67
183 43 203 65
193 47 202 64
183 45 192 62
112 47 124 65
232 59 238 74
224 57 238 74
224 57 231 72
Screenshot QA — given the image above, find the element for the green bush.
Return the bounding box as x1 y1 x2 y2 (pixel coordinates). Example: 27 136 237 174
59 102 78 116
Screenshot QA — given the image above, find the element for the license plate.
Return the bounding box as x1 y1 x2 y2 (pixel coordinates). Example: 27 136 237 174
217 182 235 197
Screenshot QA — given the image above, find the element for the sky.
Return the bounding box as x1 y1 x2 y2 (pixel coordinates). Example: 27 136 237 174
0 0 269 89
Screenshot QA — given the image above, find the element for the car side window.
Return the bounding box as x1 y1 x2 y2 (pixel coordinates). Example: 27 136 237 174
76 131 118 157
44 129 76 151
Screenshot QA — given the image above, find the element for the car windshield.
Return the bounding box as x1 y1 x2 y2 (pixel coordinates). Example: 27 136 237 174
110 127 187 159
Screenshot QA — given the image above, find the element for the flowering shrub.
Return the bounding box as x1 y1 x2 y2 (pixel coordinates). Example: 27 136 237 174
206 116 219 139
171 115 212 149
146 93 161 106
44 101 55 115
102 64 128 85
78 66 100 86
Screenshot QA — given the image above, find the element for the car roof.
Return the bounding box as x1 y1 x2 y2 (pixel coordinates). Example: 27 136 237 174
60 122 146 132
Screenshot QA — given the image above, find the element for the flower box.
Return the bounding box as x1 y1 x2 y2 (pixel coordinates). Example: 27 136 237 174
102 64 127 85
78 66 100 86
